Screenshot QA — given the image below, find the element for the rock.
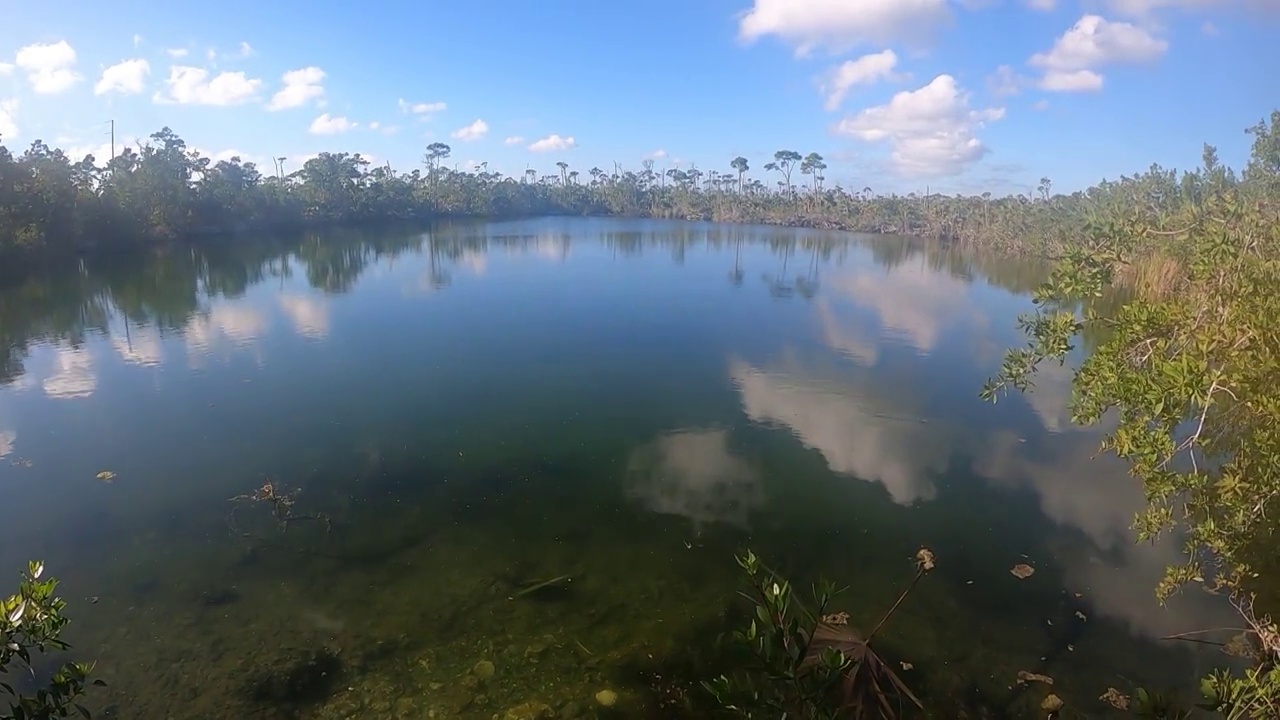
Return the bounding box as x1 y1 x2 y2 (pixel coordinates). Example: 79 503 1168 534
1041 693 1063 712
503 701 553 719
595 689 618 707
473 660 496 680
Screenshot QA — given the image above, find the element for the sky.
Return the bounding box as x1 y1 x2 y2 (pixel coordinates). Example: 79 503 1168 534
0 0 1276 195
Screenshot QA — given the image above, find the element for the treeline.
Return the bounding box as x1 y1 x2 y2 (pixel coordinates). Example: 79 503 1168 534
1 112 1275 272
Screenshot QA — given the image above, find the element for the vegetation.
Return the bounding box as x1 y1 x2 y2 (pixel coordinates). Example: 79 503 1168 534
983 111 1280 715
1 562 100 720
704 550 931 719
4 118 1267 274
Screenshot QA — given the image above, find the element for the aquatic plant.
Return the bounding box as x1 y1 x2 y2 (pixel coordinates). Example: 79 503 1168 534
0 561 101 720
702 548 931 719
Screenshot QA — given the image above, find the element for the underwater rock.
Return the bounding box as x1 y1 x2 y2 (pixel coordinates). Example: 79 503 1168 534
1041 693 1063 712
246 646 343 707
503 701 553 719
594 689 618 707
473 659 496 680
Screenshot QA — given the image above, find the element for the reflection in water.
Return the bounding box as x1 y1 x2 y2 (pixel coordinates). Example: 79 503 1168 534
816 298 878 366
978 430 1236 638
184 303 269 362
278 294 330 340
730 356 943 505
826 260 982 356
625 429 764 531
111 323 165 367
42 347 97 400
0 218 1221 717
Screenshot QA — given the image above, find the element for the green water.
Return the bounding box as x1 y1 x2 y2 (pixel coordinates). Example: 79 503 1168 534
0 218 1232 718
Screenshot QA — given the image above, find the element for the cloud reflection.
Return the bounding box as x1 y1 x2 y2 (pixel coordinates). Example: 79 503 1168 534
729 356 944 505
825 262 981 356
184 303 269 357
977 430 1235 637
625 428 764 530
111 324 165 367
278 294 330 340
42 347 96 400
0 430 14 458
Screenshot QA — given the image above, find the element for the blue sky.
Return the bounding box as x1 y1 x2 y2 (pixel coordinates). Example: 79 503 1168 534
1 0 1275 195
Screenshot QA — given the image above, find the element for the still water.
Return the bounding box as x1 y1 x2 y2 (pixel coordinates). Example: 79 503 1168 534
0 218 1231 718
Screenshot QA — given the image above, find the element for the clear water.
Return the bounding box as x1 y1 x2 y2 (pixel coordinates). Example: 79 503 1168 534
0 218 1233 718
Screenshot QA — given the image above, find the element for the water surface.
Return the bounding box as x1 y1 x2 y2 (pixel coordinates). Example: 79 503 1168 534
0 218 1230 718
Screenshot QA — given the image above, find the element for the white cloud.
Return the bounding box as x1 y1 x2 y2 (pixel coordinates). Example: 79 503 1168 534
155 66 261 105
1033 98 1051 110
65 140 136 165
0 63 12 76
648 149 668 159
132 34 144 48
1029 15 1168 92
451 118 489 141
1106 0 1252 16
166 48 189 58
267 66 325 110
237 41 255 58
1041 69 1104 91
1201 20 1220 35
738 0 952 56
94 58 150 95
15 40 82 94
987 64 1024 97
0 100 16 140
833 74 1003 177
1027 0 1056 9
309 113 357 135
398 99 447 117
527 134 576 152
821 49 899 111
503 135 525 146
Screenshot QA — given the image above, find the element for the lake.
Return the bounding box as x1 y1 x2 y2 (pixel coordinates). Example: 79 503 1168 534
0 217 1232 718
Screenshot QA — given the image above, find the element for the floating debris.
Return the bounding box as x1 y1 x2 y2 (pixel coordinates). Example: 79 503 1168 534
472 660 495 680
1017 670 1054 686
900 661 914 671
822 611 850 626
1010 563 1035 579
1075 610 1088 621
95 470 117 483
916 547 936 571
594 690 618 708
1041 693 1064 712
1099 687 1130 710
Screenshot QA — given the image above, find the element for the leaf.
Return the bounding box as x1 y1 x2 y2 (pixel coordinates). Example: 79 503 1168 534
1010 564 1035 579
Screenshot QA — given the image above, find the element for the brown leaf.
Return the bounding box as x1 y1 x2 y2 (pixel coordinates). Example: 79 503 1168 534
1099 687 1130 710
1041 693 1063 712
1010 563 1035 579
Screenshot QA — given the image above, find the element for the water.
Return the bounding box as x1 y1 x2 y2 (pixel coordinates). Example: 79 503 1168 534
0 218 1233 718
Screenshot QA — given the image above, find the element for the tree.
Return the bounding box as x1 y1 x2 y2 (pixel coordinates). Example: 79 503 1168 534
731 156 749 194
772 150 802 194
801 152 826 193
